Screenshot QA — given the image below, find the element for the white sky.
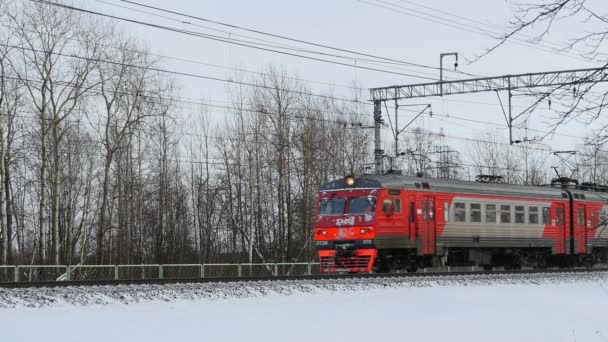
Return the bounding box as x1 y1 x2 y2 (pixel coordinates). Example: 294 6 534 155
85 0 608 175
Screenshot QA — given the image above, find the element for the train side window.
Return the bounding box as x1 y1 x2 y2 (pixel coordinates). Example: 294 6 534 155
409 202 415 223
577 208 586 226
422 201 428 221
500 205 511 224
382 199 402 214
428 200 435 221
444 202 449 222
556 207 565 225
542 207 551 224
591 209 596 226
454 202 466 222
394 199 402 213
470 203 481 223
485 204 497 223
600 209 607 224
529 207 539 224
515 206 525 224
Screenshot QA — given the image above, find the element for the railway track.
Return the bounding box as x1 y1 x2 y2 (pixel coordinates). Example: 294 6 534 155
1 267 607 289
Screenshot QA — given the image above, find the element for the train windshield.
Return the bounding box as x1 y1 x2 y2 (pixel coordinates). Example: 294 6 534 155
319 199 346 215
349 197 376 214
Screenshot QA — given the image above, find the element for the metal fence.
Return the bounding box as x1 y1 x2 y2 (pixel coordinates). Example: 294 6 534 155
0 262 321 283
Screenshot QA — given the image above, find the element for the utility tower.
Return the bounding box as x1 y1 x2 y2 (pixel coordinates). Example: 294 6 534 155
435 145 460 179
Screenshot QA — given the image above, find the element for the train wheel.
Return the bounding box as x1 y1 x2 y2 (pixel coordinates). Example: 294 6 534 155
406 265 418 273
582 256 594 269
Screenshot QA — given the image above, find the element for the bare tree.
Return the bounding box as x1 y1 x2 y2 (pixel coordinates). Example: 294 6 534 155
95 36 163 264
0 12 21 265
488 1 608 140
8 2 104 264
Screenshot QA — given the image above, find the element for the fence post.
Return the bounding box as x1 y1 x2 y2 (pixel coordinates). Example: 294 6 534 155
159 265 164 279
66 266 71 281
307 262 312 275
114 265 119 280
274 263 278 276
14 266 19 283
237 264 242 277
201 264 205 278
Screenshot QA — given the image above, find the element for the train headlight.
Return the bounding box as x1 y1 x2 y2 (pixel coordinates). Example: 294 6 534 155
344 175 355 186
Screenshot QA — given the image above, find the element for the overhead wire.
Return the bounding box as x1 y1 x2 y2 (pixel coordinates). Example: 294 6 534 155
359 0 605 65
97 0 446 78
116 0 476 77
31 0 438 80
394 0 608 59
0 42 375 106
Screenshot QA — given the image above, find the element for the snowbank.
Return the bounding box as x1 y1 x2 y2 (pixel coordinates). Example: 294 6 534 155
0 272 607 342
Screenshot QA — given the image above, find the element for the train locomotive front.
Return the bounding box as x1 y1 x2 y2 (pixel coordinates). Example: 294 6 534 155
314 175 404 273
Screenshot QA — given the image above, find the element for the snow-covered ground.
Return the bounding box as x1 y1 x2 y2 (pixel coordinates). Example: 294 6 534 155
1 272 607 342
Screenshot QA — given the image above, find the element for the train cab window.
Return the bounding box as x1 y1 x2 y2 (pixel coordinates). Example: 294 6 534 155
542 207 551 224
515 206 525 224
577 208 586 226
591 209 596 227
500 205 511 224
470 203 481 223
349 198 376 214
444 202 449 222
485 204 497 223
454 202 466 222
382 199 402 214
529 207 539 224
320 199 346 215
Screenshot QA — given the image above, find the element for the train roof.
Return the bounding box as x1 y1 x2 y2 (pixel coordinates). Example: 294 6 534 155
320 174 608 203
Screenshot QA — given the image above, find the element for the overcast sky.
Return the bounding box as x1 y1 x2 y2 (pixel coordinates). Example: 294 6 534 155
87 0 608 173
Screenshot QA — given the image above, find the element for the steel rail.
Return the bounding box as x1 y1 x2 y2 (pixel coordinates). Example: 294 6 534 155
1 267 606 289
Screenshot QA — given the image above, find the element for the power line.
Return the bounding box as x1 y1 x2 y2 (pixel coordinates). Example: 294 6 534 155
116 0 472 76
32 0 437 80
0 22 370 92
96 0 446 79
1 73 376 129
391 104 588 141
393 0 593 55
1 42 375 106
359 0 604 64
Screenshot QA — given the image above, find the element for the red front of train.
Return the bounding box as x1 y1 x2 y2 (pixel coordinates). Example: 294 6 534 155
314 175 409 273
314 187 379 273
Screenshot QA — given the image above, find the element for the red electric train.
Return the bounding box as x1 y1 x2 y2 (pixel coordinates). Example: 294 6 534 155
314 174 608 273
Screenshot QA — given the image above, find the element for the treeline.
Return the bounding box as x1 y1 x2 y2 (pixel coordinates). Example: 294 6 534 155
0 1 600 266
0 1 373 265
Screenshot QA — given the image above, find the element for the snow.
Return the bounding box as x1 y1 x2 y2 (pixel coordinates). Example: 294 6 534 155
1 273 607 342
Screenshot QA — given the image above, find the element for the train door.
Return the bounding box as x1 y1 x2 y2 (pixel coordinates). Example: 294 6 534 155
421 195 436 255
573 203 588 254
555 204 566 254
379 191 405 236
